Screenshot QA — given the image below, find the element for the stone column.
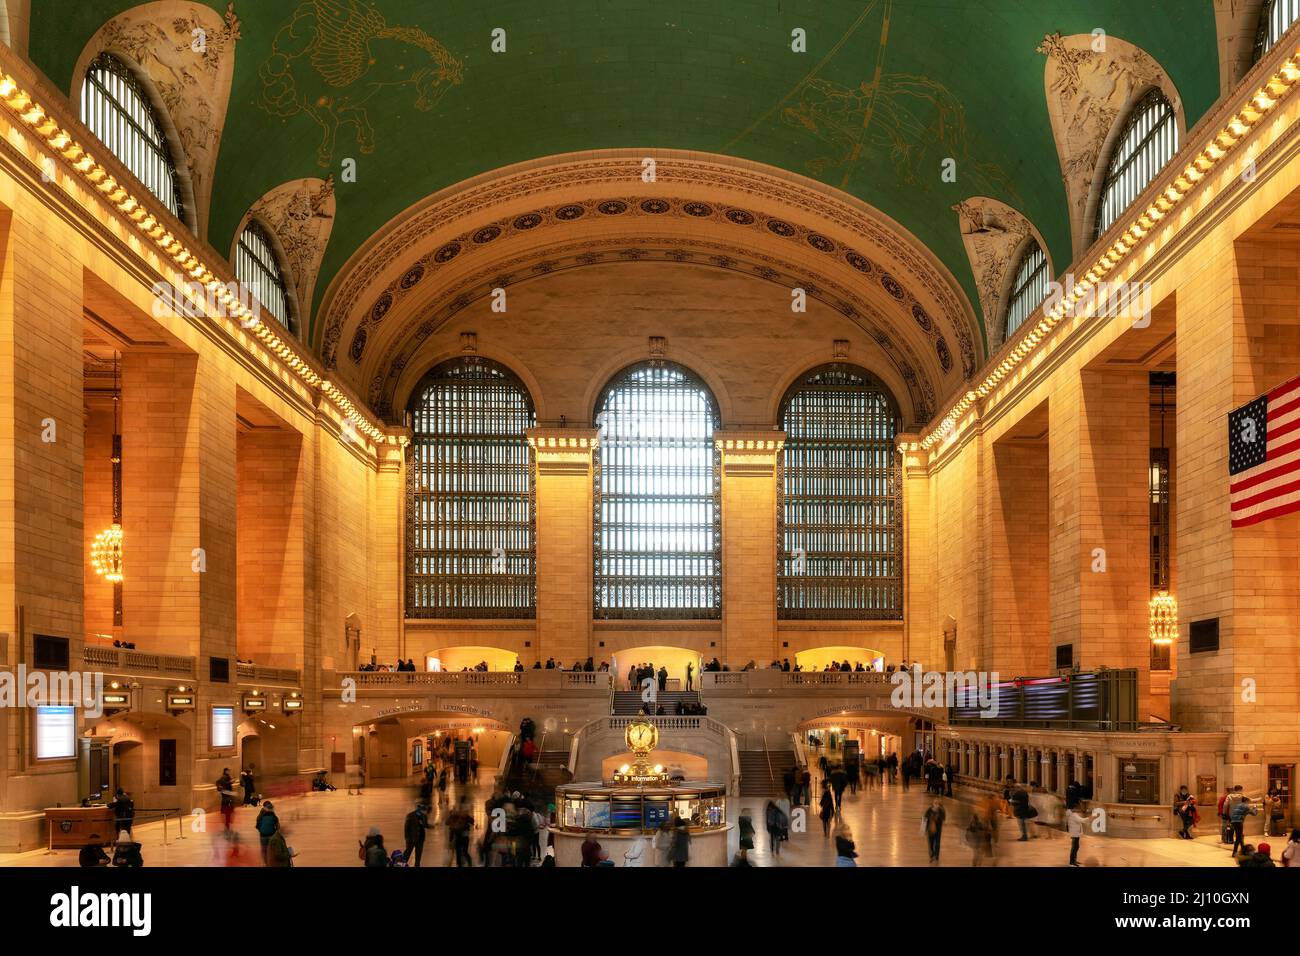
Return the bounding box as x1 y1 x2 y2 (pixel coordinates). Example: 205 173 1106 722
898 434 933 666
121 353 237 662
1175 240 1300 790
1048 368 1151 715
528 428 597 666
715 430 784 666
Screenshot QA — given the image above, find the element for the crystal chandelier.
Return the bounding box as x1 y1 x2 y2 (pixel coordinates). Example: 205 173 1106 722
91 521 123 582
1148 590 1177 646
91 355 124 619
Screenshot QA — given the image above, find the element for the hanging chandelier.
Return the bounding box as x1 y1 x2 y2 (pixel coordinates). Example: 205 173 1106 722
91 522 123 582
1149 590 1177 646
92 355 125 605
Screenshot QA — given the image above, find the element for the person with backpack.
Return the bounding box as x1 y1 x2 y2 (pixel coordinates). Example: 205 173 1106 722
254 801 280 864
360 826 388 867
1230 795 1259 856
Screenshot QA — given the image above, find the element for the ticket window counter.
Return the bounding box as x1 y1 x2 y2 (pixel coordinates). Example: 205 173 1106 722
1117 759 1160 805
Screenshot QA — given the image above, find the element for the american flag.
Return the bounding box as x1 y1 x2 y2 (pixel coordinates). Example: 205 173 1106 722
1229 374 1300 527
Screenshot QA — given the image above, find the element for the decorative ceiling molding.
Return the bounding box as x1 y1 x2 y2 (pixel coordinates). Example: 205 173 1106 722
372 238 938 428
235 176 336 332
314 150 983 404
70 1 241 238
1214 0 1268 95
1038 32 1185 260
952 197 1052 347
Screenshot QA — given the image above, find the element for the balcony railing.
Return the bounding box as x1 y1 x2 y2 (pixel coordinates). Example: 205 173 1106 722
338 670 613 690
83 646 195 678
236 663 301 686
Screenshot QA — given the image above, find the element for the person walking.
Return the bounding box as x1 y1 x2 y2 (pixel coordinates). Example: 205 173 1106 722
255 801 280 864
765 800 786 857
653 820 675 867
403 803 431 867
830 765 848 817
240 766 257 806
109 788 135 836
1009 780 1035 841
216 768 236 831
819 781 835 837
266 825 293 867
447 797 474 867
923 797 946 863
1282 828 1300 868
737 807 755 865
624 833 648 867
671 817 691 867
1066 805 1087 866
1230 795 1259 856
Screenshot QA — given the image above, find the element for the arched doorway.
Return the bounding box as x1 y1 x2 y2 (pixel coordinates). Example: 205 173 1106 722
85 712 194 807
425 645 520 673
795 713 911 764
794 645 885 673
354 711 512 786
610 645 704 691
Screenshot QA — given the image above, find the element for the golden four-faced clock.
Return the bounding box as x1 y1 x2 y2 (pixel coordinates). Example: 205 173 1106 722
625 718 658 754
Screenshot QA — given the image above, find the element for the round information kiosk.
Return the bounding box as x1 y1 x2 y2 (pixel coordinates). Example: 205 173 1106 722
551 718 730 866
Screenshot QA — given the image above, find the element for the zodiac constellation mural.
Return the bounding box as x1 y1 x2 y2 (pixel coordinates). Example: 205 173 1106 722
258 0 463 167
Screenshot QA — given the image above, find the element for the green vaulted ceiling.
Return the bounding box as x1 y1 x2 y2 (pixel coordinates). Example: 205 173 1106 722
27 0 1222 346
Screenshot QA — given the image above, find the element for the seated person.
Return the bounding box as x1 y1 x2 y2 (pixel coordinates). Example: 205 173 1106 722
111 830 143 867
78 842 110 867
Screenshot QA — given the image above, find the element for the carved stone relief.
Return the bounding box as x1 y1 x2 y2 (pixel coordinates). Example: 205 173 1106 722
242 177 336 327
1037 32 1181 258
952 197 1049 347
74 1 240 237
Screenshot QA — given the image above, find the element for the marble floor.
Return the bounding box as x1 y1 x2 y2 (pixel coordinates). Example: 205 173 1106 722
0 777 1243 867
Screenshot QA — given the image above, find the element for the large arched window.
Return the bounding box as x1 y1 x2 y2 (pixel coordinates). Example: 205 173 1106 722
236 220 295 332
778 365 901 619
1255 0 1300 61
1004 240 1050 340
405 358 536 618
1095 89 1178 238
593 362 720 619
80 53 186 224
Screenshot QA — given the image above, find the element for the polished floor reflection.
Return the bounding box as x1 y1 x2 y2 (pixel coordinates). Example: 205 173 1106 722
1 774 1243 867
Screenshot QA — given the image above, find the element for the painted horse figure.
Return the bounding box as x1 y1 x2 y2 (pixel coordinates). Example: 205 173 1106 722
259 0 463 167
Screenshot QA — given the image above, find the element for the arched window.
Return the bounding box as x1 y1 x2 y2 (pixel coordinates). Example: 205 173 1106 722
80 53 186 224
1095 89 1178 238
778 365 901 619
1004 240 1050 340
405 358 536 618
593 362 720 618
236 220 294 332
1255 0 1300 61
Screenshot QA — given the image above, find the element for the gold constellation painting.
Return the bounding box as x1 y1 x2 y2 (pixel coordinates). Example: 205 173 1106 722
259 0 463 167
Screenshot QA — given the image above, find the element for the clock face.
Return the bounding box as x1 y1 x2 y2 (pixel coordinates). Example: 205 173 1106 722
626 721 657 752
